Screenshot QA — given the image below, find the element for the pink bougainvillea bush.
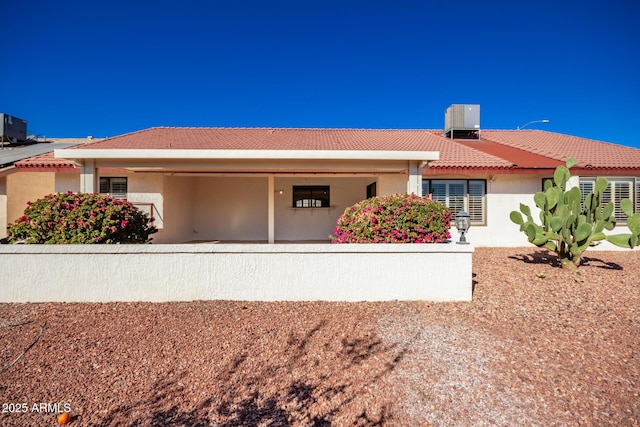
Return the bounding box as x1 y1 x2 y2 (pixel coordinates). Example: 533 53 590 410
7 192 157 244
331 193 452 243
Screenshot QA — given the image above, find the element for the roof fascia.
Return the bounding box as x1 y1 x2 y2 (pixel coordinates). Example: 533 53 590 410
55 149 439 162
425 167 640 176
571 167 640 176
425 167 557 175
14 166 79 173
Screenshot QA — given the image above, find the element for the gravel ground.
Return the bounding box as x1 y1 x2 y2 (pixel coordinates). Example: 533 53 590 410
0 247 639 426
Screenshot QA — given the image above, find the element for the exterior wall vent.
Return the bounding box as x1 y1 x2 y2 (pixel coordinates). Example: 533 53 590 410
443 104 480 139
0 113 28 144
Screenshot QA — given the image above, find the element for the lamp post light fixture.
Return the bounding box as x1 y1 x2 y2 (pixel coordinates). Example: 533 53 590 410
517 119 550 130
455 211 471 244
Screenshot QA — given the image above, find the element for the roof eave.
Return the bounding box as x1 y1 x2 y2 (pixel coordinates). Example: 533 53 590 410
55 149 440 162
14 165 78 173
0 165 17 177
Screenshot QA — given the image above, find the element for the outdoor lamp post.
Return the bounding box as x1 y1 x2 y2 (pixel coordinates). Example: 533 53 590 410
455 211 471 244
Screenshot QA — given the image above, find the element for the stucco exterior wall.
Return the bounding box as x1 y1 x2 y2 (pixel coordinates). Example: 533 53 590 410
450 173 638 249
54 172 80 193
192 177 268 241
99 171 165 229
467 174 542 246
274 176 373 241
377 174 408 196
156 176 195 243
6 172 55 225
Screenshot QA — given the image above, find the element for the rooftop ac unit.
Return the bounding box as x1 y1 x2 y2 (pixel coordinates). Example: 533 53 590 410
443 104 480 139
0 113 27 143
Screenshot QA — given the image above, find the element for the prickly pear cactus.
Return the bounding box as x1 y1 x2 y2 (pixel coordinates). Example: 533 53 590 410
510 157 640 271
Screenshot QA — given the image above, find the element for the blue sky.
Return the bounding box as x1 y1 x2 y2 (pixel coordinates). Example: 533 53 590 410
4 0 640 148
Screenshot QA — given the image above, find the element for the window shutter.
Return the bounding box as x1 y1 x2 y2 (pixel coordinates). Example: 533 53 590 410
431 182 447 205
448 182 465 218
99 178 110 194
614 181 632 221
601 182 612 211
579 179 594 208
636 179 640 214
430 180 486 225
421 181 430 197
110 178 128 199
468 180 486 224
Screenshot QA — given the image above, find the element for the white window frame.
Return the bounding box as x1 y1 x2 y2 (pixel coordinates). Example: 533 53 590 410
423 179 487 225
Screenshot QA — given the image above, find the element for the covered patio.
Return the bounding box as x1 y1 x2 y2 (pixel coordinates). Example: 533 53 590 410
56 146 439 244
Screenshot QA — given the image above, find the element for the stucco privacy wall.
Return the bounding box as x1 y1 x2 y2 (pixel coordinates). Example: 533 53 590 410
0 176 6 239
0 244 474 302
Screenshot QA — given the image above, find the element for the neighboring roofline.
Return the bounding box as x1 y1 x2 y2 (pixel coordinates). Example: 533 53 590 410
55 149 440 162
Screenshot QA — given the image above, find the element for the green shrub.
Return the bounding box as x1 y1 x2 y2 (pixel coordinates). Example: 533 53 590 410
331 193 451 243
7 192 157 244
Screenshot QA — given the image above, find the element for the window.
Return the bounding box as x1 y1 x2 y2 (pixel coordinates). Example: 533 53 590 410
423 180 486 225
366 182 377 199
579 177 637 223
637 180 640 215
292 185 330 208
579 179 593 204
100 177 127 199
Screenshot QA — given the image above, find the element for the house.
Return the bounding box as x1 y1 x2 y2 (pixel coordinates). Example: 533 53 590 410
0 138 91 240
5 110 640 247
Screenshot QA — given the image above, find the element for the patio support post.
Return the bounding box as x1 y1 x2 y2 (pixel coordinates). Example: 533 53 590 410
80 160 97 193
268 175 275 243
407 160 422 196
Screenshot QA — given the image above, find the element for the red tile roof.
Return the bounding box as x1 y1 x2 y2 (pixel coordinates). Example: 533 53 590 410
14 151 77 171
71 127 460 151
65 127 513 169
13 127 640 173
481 130 640 170
451 137 562 169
